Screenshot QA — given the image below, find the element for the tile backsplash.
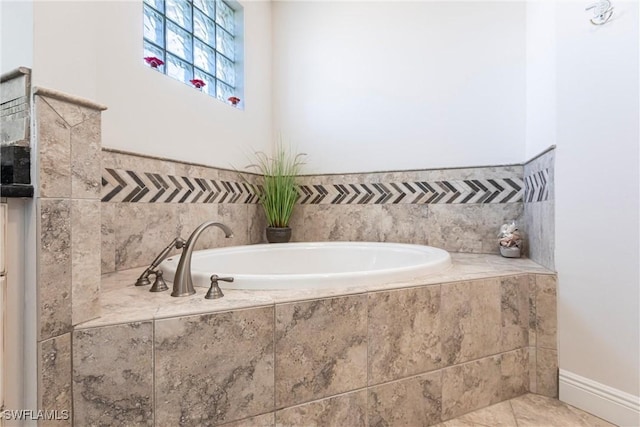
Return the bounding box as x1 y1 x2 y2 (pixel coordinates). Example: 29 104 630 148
101 149 265 273
523 148 555 270
289 166 524 254
101 154 526 273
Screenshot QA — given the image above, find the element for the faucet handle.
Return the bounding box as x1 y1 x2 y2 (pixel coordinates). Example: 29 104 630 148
205 274 234 299
149 270 169 292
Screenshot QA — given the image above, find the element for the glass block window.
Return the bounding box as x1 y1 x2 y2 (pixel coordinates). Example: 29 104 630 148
143 0 239 104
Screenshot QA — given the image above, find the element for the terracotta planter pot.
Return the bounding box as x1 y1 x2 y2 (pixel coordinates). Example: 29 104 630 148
266 227 292 243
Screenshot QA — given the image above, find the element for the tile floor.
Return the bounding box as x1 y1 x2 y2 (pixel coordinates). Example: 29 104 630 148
436 393 616 427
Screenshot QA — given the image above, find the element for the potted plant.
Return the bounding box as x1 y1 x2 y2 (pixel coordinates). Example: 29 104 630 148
248 144 305 243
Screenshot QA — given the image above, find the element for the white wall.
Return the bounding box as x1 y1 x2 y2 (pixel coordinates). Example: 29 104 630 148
272 1 526 174
32 0 272 169
525 1 556 160
0 0 33 74
553 0 639 422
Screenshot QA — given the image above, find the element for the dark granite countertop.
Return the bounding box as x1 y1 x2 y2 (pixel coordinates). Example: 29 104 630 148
1 145 32 198
0 183 33 198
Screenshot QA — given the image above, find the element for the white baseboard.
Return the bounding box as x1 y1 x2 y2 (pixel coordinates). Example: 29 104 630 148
559 369 640 427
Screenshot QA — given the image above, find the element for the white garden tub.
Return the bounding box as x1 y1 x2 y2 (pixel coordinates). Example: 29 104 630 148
160 242 451 290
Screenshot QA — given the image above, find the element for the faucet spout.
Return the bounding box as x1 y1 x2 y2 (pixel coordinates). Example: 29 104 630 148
171 221 234 297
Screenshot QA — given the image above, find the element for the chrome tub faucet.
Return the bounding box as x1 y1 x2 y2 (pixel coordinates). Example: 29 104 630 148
171 221 234 297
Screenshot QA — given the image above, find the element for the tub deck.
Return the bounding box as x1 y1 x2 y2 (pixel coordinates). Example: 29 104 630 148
84 253 553 329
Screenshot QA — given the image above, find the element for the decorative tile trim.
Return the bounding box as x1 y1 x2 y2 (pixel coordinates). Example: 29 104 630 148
298 178 522 205
101 168 259 204
524 169 549 203
102 168 524 205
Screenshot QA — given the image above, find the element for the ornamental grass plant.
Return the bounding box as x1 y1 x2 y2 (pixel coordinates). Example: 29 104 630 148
249 145 305 228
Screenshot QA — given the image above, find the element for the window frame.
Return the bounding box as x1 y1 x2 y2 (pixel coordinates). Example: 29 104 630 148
143 0 242 106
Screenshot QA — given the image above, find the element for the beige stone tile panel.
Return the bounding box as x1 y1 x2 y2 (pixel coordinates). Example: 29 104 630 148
536 274 557 350
36 97 71 198
249 203 268 244
427 204 523 254
72 322 153 426
101 202 116 274
368 371 442 427
220 413 275 427
38 334 72 427
368 285 442 385
536 348 558 398
275 390 367 427
441 279 501 365
500 348 529 401
500 275 529 352
155 307 275 426
218 204 250 246
528 275 537 347
300 205 388 242
70 113 101 199
441 354 502 421
101 149 176 175
114 202 181 270
38 199 72 340
40 96 101 127
71 199 101 325
275 295 367 408
528 346 537 393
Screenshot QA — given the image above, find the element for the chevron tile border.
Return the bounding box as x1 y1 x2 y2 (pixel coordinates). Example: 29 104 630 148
523 168 550 203
297 178 523 204
101 168 260 204
101 168 524 205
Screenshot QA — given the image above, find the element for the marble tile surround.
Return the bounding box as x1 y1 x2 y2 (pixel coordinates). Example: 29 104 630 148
34 88 107 426
275 295 368 407
36 92 105 341
289 166 524 254
73 322 153 426
38 334 72 427
101 149 264 273
523 148 555 270
72 268 557 426
101 157 525 273
155 307 274 426
29 88 559 426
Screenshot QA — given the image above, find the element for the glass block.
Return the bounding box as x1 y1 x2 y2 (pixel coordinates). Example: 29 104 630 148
143 5 164 47
167 21 193 62
195 69 216 97
194 9 216 46
216 26 234 61
167 53 193 84
143 41 166 72
216 0 234 34
216 80 235 103
194 0 215 18
216 53 235 86
166 0 192 31
144 0 164 13
194 39 216 74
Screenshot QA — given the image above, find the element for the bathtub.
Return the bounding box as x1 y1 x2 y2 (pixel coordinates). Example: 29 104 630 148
160 242 451 290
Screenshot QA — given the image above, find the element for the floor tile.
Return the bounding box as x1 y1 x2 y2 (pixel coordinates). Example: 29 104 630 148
510 394 615 427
